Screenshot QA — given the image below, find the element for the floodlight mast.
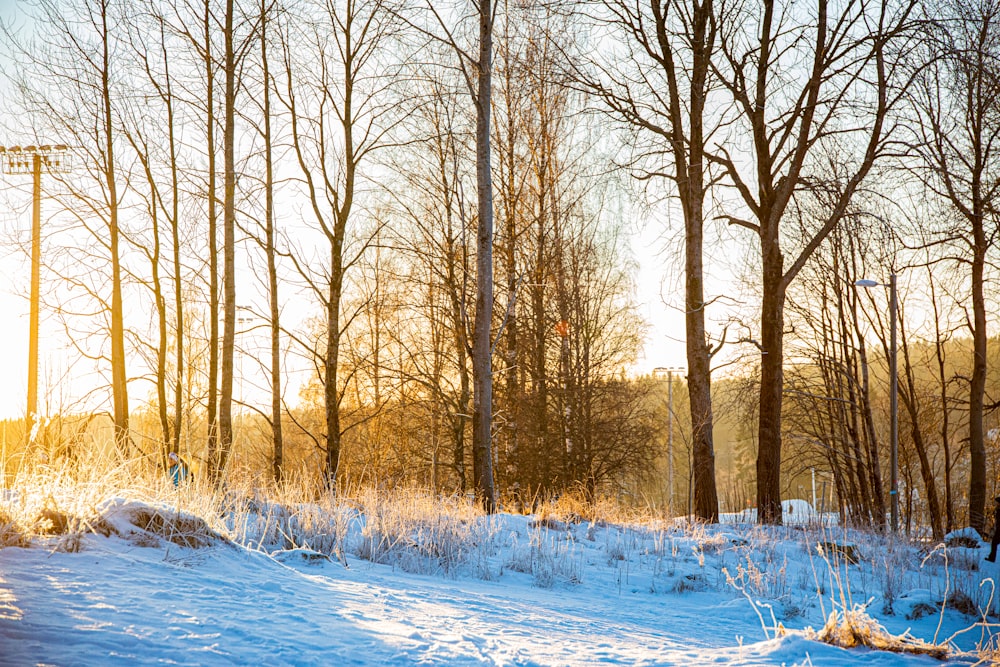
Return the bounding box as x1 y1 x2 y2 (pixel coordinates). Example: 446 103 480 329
0 144 70 433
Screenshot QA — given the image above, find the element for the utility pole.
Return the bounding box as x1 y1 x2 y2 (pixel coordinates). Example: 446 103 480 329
0 144 70 435
654 366 686 512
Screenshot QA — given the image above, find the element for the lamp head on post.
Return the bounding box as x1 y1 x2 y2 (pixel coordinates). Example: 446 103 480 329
853 274 900 533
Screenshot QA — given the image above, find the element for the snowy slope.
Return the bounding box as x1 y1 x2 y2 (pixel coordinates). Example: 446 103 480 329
0 500 995 666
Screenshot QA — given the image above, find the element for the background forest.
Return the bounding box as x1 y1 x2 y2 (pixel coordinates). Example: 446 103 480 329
0 0 999 542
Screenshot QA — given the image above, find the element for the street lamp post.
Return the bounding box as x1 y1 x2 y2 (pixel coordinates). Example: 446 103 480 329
236 305 259 414
0 145 70 433
855 275 898 533
654 366 685 512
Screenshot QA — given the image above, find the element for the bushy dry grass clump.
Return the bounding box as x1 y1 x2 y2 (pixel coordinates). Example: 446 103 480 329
125 504 228 549
0 453 233 551
536 489 648 528
0 506 28 548
353 487 498 578
806 605 949 659
505 522 583 588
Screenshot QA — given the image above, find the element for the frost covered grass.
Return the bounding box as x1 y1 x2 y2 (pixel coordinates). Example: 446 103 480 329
7 458 1000 662
806 604 950 659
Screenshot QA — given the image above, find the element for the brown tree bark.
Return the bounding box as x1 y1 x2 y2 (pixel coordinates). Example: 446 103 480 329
907 0 1000 533
471 0 497 512
712 0 913 523
204 0 221 480
898 315 944 539
280 0 400 490
260 0 283 484
581 0 721 520
216 0 237 482
97 0 130 457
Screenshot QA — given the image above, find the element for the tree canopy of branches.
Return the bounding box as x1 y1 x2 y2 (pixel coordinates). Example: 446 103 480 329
4 0 1000 538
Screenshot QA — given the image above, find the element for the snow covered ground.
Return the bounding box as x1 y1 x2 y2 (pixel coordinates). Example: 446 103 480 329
1 495 997 665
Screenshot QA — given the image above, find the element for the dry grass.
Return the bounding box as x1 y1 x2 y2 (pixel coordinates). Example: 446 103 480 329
0 447 995 665
352 487 498 577
807 606 949 659
127 505 227 549
535 489 648 527
0 453 230 550
505 521 583 588
0 506 27 548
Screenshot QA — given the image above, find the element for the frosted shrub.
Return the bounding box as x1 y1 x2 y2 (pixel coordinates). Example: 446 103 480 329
506 523 582 588
726 549 791 603
226 496 296 551
941 568 991 617
878 549 909 615
946 546 981 572
352 488 490 577
648 531 679 580
691 528 729 556
288 502 353 560
604 526 639 564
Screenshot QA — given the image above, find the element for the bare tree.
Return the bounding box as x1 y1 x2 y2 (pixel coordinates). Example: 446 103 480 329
278 0 401 489
259 0 284 483
579 0 723 522
897 290 945 539
711 0 917 524
471 0 498 511
406 0 498 510
925 259 964 531
216 0 238 481
783 217 887 527
389 68 476 492
492 0 530 491
119 2 188 460
168 0 223 476
906 0 1000 533
6 0 133 455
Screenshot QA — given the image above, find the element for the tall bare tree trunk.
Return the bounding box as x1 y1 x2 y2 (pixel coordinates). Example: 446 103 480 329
166 23 185 458
100 0 129 456
120 13 171 453
907 0 1000 533
497 6 520 489
448 249 471 492
472 0 497 512
205 0 220 479
898 319 943 539
929 273 954 532
217 0 237 480
260 0 283 484
712 0 910 524
677 0 719 522
756 235 784 524
580 0 720 519
970 242 987 531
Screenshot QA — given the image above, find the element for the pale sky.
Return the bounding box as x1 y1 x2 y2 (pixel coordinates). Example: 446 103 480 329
0 0 697 421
